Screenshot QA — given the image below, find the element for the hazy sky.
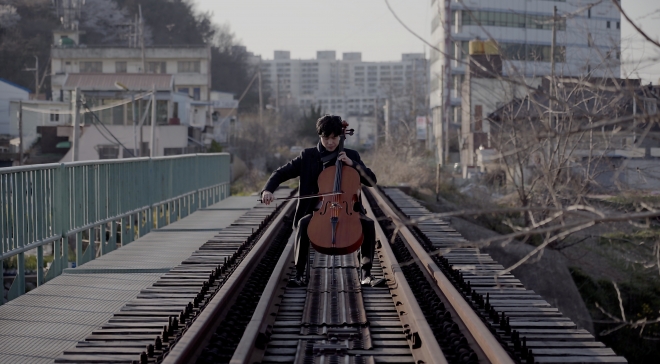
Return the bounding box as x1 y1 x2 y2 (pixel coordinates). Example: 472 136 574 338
194 0 660 82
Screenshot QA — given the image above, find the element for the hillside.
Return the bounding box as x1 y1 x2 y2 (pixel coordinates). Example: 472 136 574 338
0 0 259 110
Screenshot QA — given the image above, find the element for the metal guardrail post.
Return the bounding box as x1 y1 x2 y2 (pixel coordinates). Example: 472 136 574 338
48 163 67 282
148 157 154 233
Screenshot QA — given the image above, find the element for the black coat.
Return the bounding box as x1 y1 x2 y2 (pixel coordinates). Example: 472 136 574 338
263 147 377 227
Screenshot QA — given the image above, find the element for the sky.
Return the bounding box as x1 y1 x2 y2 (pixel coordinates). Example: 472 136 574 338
194 0 660 82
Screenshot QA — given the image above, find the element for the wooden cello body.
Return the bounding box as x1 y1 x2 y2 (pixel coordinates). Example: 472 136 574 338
307 122 363 255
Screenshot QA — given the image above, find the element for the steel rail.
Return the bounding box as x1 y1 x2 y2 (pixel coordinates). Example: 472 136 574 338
229 235 296 363
161 199 295 364
367 187 515 364
363 188 449 364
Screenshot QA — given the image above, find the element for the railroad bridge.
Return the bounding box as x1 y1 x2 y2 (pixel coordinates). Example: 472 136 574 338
0 154 626 364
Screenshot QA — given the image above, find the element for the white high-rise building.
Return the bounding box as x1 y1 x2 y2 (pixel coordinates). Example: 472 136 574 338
430 0 621 162
259 51 428 116
259 51 429 147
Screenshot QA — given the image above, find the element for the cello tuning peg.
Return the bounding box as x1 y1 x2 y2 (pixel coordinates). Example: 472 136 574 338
346 129 355 136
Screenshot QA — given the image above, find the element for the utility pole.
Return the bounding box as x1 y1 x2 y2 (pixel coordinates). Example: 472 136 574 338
24 56 39 100
139 97 145 157
443 0 452 166
549 6 557 131
258 69 264 124
412 60 417 122
384 99 390 143
150 85 156 157
139 5 146 73
275 73 280 111
18 101 23 166
72 87 80 162
374 98 379 149
33 57 39 100
132 94 138 156
257 67 264 125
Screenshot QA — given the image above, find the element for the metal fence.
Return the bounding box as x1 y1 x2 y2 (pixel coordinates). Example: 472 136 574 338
0 153 231 304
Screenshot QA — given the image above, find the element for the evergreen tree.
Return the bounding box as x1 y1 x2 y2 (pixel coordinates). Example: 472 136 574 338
114 0 213 45
298 104 323 141
0 2 58 96
81 0 150 45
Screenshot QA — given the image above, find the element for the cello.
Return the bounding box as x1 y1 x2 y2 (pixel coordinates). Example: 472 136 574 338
307 120 364 255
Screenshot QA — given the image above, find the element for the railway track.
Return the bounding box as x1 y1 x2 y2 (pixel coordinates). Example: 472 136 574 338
372 187 628 364
53 186 627 364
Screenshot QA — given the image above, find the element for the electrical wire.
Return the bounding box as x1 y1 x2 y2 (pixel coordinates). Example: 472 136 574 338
21 91 154 115
82 101 137 158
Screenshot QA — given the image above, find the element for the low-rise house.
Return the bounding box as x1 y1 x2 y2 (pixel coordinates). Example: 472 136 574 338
0 78 31 136
7 100 71 164
210 91 239 145
459 40 541 177
46 29 213 161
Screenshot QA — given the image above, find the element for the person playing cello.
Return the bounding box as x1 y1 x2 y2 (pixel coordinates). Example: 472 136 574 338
261 115 380 287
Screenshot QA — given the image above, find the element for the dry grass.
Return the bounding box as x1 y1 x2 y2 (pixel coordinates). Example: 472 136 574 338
362 146 436 189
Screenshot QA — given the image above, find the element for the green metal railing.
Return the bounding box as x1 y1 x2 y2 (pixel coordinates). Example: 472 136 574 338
0 153 230 304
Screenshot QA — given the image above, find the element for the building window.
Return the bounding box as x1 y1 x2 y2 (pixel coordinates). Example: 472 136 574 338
115 61 127 73
178 61 200 73
147 62 167 74
193 88 201 101
97 145 119 159
461 10 566 31
588 9 591 18
178 88 189 96
499 43 566 62
50 111 60 122
606 21 611 28
644 98 658 115
616 21 620 29
80 61 102 73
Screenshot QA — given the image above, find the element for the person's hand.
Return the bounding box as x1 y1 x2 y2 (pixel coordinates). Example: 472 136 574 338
261 191 274 205
338 152 353 166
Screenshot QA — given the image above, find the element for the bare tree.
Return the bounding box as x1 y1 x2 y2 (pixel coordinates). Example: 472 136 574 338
383 0 660 351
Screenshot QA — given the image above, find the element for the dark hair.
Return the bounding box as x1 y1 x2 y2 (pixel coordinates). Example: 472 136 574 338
316 115 343 137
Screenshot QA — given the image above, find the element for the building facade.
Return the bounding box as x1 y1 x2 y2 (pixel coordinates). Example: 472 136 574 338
0 78 30 136
260 51 427 113
51 43 212 105
44 30 214 161
430 0 622 163
259 51 428 147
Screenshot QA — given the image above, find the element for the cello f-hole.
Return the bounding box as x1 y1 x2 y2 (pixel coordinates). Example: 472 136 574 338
318 201 331 216
342 201 352 215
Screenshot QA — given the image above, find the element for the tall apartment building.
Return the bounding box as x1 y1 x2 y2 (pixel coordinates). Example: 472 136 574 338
430 0 622 163
259 51 428 116
258 51 428 147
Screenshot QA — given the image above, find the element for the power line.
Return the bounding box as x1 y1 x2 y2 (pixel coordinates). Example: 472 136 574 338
81 100 137 157
21 92 153 115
